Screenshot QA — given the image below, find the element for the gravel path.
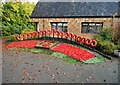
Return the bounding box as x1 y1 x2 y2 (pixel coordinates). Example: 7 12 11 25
2 49 119 83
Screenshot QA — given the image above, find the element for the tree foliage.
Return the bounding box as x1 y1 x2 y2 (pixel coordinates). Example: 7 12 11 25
1 2 36 36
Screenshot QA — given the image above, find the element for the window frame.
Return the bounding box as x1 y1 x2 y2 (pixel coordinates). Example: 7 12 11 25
51 22 68 32
81 22 103 34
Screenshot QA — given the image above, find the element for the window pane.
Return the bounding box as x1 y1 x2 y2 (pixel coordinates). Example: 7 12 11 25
89 26 94 33
51 23 57 29
57 23 63 31
81 22 103 34
82 25 88 33
96 23 102 33
51 22 68 32
89 23 95 33
63 23 68 32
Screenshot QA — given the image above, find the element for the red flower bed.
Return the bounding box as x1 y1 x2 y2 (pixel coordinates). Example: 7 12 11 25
5 40 38 49
52 44 96 61
43 42 50 47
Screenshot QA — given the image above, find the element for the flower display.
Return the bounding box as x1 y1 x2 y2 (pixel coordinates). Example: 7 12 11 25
55 30 60 37
68 33 74 38
52 28 56 32
43 29 47 36
90 40 97 48
30 32 35 38
15 29 97 48
47 30 52 35
17 35 23 41
5 40 38 49
76 36 82 42
27 33 31 39
52 43 96 61
34 32 39 38
85 38 91 45
72 34 77 41
40 31 44 36
59 31 64 37
81 38 86 44
43 42 50 47
52 28 56 37
64 32 69 38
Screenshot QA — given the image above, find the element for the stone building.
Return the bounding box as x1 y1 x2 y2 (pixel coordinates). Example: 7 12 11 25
31 1 120 38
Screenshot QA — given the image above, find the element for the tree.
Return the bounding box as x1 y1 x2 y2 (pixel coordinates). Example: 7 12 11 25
1 2 36 36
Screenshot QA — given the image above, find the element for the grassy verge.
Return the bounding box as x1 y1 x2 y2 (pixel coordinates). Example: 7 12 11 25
51 52 81 65
4 40 106 64
30 48 53 55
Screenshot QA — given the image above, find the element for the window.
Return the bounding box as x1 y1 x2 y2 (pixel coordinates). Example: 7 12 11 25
51 22 68 32
35 22 40 32
81 22 103 33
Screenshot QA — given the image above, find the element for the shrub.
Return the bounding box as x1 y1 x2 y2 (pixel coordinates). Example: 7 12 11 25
94 26 119 55
94 35 103 42
8 35 18 42
98 26 112 41
21 29 34 34
116 43 120 50
1 2 36 36
96 40 117 54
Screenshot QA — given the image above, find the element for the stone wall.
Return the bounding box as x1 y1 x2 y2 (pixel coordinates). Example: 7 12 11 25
112 18 120 42
31 17 116 39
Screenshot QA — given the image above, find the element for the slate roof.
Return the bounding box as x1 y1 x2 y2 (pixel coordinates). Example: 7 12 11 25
31 2 120 18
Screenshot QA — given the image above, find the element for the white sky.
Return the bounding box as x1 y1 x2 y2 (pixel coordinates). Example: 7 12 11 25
2 0 39 3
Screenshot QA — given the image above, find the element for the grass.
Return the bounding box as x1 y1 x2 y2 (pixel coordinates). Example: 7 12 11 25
82 55 105 64
30 48 53 55
51 52 81 65
4 39 106 64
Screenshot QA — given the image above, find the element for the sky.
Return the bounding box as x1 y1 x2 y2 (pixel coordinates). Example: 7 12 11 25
2 0 120 2
2 0 39 3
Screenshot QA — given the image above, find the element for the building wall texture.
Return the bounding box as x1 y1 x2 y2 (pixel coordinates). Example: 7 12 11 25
31 18 119 39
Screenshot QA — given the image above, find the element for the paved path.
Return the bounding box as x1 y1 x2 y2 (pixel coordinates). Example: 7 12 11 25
2 49 119 83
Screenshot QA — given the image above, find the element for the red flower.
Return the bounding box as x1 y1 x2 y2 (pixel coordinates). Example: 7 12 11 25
59 32 64 37
85 38 91 46
76 36 82 42
47 30 52 35
5 40 38 49
52 28 56 32
22 34 27 39
68 33 74 38
81 38 86 44
40 31 44 36
90 40 97 48
27 33 31 39
72 34 78 41
55 30 60 36
18 35 23 40
43 43 50 47
43 29 47 36
64 32 69 38
52 44 96 61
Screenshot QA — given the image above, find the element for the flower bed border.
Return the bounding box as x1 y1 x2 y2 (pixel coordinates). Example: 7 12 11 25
14 29 112 59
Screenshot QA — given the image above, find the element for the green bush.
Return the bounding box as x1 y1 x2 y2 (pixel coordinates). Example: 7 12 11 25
1 2 36 36
98 41 117 54
99 27 112 41
98 26 112 41
8 35 18 41
21 29 34 34
94 35 103 42
94 26 119 55
116 43 120 50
